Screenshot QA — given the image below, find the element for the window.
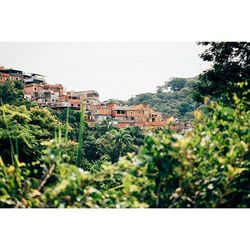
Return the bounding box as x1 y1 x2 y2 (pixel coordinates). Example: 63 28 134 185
117 110 126 114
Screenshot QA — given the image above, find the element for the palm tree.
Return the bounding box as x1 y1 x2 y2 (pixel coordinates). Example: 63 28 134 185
110 129 133 159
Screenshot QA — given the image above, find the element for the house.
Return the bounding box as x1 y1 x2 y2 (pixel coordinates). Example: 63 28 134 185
24 73 45 84
0 67 23 83
74 90 101 106
0 68 10 84
1 65 174 130
94 105 112 122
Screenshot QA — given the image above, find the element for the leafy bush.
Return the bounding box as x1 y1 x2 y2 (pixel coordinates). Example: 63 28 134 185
114 95 250 207
0 95 249 208
0 104 60 164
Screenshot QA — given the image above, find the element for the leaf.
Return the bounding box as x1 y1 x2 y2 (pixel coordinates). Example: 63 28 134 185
31 189 41 198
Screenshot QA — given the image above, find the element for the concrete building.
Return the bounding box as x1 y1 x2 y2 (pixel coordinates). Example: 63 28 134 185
74 90 100 106
1 66 170 129
0 67 23 83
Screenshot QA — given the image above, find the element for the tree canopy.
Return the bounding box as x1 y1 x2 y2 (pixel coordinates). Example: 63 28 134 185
0 42 249 208
193 42 250 103
127 77 199 121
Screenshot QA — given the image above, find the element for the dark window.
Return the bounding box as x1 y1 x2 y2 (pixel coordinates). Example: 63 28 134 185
117 110 126 114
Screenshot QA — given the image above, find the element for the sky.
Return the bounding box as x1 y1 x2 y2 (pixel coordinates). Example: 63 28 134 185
0 42 211 101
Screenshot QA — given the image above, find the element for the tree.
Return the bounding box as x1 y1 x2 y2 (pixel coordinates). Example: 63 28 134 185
0 104 59 164
52 108 80 141
109 129 133 160
0 80 34 107
95 119 117 136
193 42 250 103
127 77 198 121
124 126 144 147
165 78 187 92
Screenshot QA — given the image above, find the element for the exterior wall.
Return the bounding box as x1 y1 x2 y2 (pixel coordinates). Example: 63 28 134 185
113 116 127 121
50 102 70 108
126 109 142 118
59 95 68 102
96 107 111 116
51 93 59 102
117 122 131 129
24 83 43 95
95 115 112 121
0 73 10 84
106 102 119 110
111 109 127 117
0 66 170 129
0 68 23 83
44 84 64 96
74 90 100 106
69 98 81 108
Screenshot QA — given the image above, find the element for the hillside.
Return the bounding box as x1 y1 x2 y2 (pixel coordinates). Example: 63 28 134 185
126 77 200 121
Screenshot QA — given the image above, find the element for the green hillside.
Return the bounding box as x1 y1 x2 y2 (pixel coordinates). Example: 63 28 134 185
126 77 200 121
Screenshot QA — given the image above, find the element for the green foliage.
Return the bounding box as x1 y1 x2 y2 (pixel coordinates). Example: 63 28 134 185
0 80 35 107
53 110 146 170
166 77 187 92
0 139 80 208
0 104 60 164
52 108 80 140
0 48 249 208
127 77 199 121
0 95 249 208
76 104 85 167
112 96 250 207
193 42 250 103
80 123 145 168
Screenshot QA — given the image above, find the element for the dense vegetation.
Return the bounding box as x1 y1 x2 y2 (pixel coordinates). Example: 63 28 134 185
0 42 249 208
126 77 199 121
193 42 250 104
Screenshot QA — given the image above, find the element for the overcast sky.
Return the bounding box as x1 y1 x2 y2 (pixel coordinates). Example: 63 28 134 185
0 42 211 101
